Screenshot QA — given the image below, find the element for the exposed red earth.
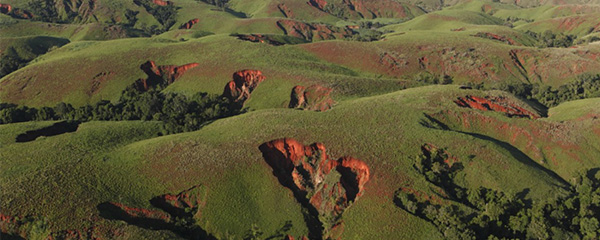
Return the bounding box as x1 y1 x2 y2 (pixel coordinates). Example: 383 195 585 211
10 8 34 19
380 52 409 71
88 72 114 96
277 19 354 41
133 60 199 91
430 109 587 166
454 95 540 119
107 202 172 222
278 4 295 18
308 0 328 10
97 185 209 237
259 138 370 238
152 0 173 6
0 3 11 14
222 69 266 105
289 85 335 111
150 185 207 218
179 18 199 29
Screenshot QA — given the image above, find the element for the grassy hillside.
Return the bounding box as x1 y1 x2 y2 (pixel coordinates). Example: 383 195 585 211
3 85 595 238
3 0 600 238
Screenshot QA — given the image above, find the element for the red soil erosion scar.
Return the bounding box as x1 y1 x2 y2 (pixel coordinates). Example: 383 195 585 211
289 84 335 112
133 60 199 91
0 4 33 19
152 0 173 6
0 4 12 14
454 95 540 119
179 18 199 29
97 185 211 238
259 138 370 239
222 69 266 106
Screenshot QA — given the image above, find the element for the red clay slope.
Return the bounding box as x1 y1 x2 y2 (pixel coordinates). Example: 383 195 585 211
0 4 12 14
454 95 540 119
133 60 199 91
259 138 370 238
289 85 335 111
179 18 199 29
222 70 266 106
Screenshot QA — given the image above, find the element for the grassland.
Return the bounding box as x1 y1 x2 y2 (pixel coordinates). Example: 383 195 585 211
3 85 595 238
2 0 600 238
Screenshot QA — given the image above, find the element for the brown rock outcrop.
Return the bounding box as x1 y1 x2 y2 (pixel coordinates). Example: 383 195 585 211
150 185 207 218
454 95 540 119
179 18 199 29
133 60 199 91
289 85 335 111
222 70 266 106
259 138 370 238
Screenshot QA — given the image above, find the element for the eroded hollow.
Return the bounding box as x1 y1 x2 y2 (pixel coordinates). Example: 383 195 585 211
259 138 370 239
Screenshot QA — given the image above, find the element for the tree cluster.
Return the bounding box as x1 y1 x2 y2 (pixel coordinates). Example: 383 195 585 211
396 148 600 239
0 85 242 135
526 30 576 48
479 73 600 107
27 0 61 23
0 47 28 79
198 0 231 9
134 0 179 33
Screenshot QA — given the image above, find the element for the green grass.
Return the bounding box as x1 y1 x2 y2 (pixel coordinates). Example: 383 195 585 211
547 97 600 121
0 83 598 238
383 9 503 31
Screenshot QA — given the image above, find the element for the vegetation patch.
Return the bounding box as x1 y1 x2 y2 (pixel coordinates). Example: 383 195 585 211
396 144 600 239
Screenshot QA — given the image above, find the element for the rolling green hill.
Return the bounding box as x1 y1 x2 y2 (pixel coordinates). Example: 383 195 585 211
3 0 600 239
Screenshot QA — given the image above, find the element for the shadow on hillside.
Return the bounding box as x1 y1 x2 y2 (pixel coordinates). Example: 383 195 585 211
419 113 570 188
0 233 25 240
15 121 80 142
258 143 324 239
456 131 570 188
97 202 216 240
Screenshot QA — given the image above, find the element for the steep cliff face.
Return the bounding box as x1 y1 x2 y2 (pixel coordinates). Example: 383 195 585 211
259 138 370 239
133 60 199 91
289 85 335 111
222 70 266 106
